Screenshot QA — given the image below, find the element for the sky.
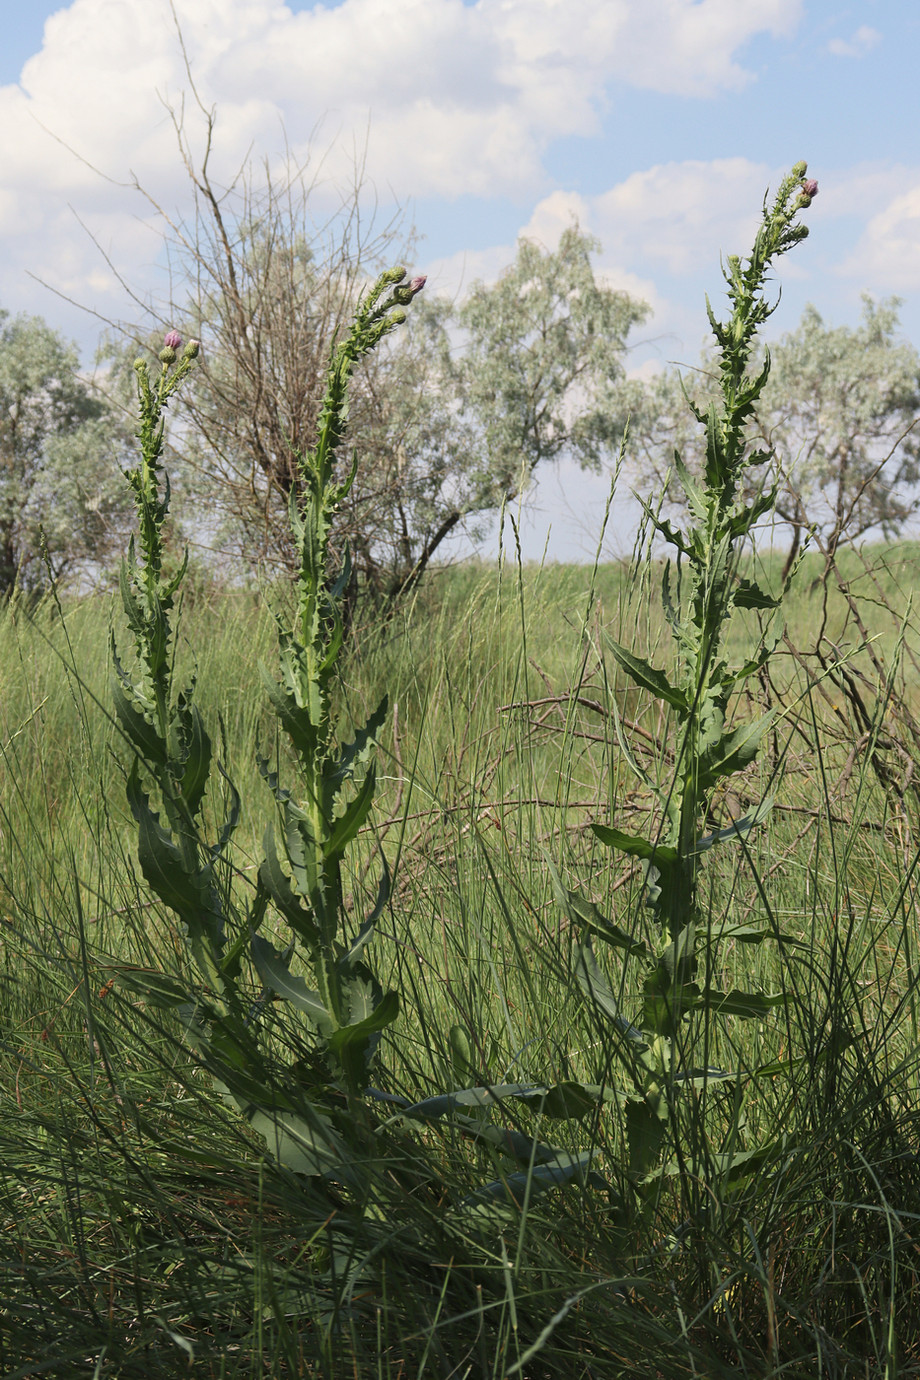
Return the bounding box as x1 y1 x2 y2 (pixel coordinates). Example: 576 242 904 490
1 0 918 562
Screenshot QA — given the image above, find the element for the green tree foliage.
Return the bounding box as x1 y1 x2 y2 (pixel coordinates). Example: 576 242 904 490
632 295 920 574
332 226 649 601
0 310 131 596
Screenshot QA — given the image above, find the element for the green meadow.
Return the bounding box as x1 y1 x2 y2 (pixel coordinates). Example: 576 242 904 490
3 538 920 1377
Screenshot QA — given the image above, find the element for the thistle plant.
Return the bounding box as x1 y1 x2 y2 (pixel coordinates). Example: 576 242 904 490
250 267 429 1099
562 165 819 1184
111 274 428 1176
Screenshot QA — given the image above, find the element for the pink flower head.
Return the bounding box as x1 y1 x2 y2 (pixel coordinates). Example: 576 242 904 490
801 179 818 199
164 330 183 350
408 275 427 297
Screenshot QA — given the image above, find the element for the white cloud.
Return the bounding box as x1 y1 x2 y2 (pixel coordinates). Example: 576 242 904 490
588 157 772 277
827 25 881 58
1 0 806 205
836 177 920 291
0 0 805 346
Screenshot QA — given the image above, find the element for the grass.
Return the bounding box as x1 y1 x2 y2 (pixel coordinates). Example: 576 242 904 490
3 537 920 1377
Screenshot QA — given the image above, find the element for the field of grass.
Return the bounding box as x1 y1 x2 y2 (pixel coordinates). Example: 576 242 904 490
4 535 920 1378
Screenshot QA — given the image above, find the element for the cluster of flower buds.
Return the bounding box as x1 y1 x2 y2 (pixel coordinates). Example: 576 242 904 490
159 331 201 365
392 274 427 307
792 162 819 209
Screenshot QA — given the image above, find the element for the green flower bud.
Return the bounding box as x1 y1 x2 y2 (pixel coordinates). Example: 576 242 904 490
389 308 407 326
791 160 808 178
133 358 146 372
159 346 177 365
183 339 201 359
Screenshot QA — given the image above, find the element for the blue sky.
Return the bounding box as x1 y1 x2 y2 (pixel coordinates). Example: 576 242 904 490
1 0 917 560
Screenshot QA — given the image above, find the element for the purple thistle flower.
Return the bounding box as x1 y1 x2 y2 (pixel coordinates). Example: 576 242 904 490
164 330 183 350
408 275 427 297
801 179 818 199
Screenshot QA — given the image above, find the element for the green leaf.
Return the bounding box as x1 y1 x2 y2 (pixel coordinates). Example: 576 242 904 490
694 795 774 853
258 825 321 951
697 712 775 790
404 1083 580 1119
326 988 400 1085
546 859 650 957
701 988 788 1018
260 665 318 762
710 922 805 949
455 1118 571 1164
625 1096 668 1180
590 825 678 867
573 940 649 1053
733 577 779 610
634 493 692 557
324 766 376 857
107 965 192 1009
249 1108 345 1179
250 935 332 1032
460 1151 603 1208
606 639 689 712
673 451 708 523
126 764 207 925
566 888 650 958
342 854 391 966
110 659 167 765
177 701 212 817
329 696 388 790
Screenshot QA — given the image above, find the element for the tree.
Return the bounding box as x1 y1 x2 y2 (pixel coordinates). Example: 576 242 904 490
631 296 920 575
102 87 647 606
331 226 649 602
95 92 414 587
0 310 131 598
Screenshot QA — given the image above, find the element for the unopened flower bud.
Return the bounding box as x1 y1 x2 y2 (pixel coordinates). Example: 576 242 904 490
159 346 177 365
791 160 808 178
389 308 407 326
408 275 427 297
183 338 200 359
164 330 182 350
133 358 146 373
801 178 818 199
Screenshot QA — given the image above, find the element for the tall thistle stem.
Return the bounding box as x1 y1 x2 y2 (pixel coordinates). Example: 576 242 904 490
563 165 818 1182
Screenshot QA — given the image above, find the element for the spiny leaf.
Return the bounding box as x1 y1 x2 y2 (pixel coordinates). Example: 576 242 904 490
324 766 376 857
106 965 192 1009
260 665 318 762
733 577 779 610
126 764 208 925
342 854 390 965
259 825 322 951
591 824 678 867
328 696 388 790
177 700 212 817
606 640 690 712
250 935 332 1033
694 795 774 853
701 988 788 1018
552 877 649 959
460 1151 603 1208
697 712 775 791
625 1097 669 1181
573 940 649 1053
110 656 167 765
